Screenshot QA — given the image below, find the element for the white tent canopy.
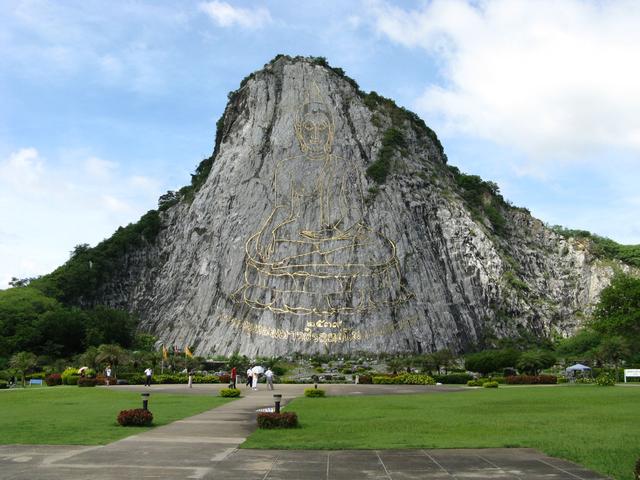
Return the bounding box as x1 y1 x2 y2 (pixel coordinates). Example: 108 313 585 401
566 363 591 372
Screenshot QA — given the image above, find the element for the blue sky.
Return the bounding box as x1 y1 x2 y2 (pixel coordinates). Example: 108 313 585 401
1 0 639 288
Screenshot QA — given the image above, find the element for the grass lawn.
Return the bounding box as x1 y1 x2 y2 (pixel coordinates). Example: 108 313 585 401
243 385 639 480
0 386 232 445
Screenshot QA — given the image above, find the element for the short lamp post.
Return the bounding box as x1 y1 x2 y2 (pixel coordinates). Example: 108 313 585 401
141 392 150 411
273 394 282 414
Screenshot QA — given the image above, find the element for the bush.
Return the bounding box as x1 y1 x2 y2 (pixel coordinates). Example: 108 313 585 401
65 375 80 385
467 379 484 387
595 372 616 387
117 409 153 426
25 372 46 380
357 375 372 384
220 388 241 397
304 388 326 397
433 373 473 384
61 367 79 385
505 375 557 385
257 412 298 429
78 377 98 387
483 381 499 388
218 374 230 384
0 380 7 389
45 373 62 386
372 373 435 385
575 377 594 384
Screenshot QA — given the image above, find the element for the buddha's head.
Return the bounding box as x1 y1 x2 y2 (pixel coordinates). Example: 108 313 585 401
295 89 334 159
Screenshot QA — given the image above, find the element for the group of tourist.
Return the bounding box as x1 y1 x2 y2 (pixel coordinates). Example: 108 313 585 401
245 366 274 391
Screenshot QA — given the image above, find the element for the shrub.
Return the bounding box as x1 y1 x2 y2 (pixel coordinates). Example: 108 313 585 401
257 412 298 429
433 373 473 384
483 381 499 388
25 372 46 380
504 375 557 385
78 377 98 387
65 375 80 385
83 368 96 378
304 388 326 397
575 377 594 384
595 372 616 387
61 367 79 385
357 375 372 384
45 373 62 386
467 379 484 387
218 374 231 384
0 380 7 389
220 388 241 397
117 409 153 426
372 373 436 385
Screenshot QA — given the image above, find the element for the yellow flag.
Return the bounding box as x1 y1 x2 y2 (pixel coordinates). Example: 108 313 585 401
185 346 193 358
162 345 168 360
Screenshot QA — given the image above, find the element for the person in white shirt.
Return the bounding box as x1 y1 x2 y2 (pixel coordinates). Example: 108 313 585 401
105 366 112 386
246 368 253 387
144 368 153 386
265 368 274 390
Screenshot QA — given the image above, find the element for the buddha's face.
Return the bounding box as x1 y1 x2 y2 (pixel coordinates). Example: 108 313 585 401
296 106 333 157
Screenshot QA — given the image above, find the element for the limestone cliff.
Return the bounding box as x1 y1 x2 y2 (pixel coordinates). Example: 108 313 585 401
91 56 628 356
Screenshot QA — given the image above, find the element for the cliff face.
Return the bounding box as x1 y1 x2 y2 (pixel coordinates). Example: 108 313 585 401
94 57 622 356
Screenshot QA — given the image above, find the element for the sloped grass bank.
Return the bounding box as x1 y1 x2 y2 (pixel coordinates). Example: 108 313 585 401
0 387 232 445
243 385 639 480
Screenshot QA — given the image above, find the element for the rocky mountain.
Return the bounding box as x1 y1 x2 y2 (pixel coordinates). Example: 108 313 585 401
83 56 630 357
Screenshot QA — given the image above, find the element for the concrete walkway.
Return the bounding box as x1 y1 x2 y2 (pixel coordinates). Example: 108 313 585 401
0 384 610 479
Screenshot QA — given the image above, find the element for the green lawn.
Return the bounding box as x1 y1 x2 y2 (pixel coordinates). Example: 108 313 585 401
0 386 232 445
243 385 639 480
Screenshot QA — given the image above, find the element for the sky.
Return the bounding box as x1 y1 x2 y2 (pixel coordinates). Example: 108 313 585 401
1 0 639 289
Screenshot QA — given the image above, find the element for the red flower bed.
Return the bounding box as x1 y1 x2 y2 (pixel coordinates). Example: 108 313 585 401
45 373 62 386
117 409 153 426
257 412 298 429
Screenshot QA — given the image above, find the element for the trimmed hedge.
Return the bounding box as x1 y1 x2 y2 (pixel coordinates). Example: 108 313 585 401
117 373 225 385
467 379 484 387
220 388 241 397
257 412 298 429
505 375 557 385
483 381 499 388
304 388 326 397
373 373 436 385
433 373 473 384
117 409 153 426
78 377 98 387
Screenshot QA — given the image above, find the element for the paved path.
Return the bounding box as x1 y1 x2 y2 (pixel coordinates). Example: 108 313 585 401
0 384 609 479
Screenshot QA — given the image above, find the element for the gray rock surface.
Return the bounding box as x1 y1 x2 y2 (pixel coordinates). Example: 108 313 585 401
94 57 629 356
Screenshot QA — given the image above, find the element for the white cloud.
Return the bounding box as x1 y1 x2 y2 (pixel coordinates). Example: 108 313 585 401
85 156 117 179
0 147 45 190
369 0 640 164
0 147 164 289
199 1 272 29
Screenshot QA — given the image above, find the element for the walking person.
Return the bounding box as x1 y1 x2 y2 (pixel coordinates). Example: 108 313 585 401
246 367 253 387
231 367 237 389
105 365 112 386
144 367 153 387
252 370 259 391
265 367 274 390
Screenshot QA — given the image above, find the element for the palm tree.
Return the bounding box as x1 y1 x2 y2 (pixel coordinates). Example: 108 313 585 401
95 344 129 377
10 351 38 387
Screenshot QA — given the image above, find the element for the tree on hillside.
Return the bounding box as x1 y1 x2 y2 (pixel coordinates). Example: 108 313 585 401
9 351 37 387
592 273 640 343
465 349 520 376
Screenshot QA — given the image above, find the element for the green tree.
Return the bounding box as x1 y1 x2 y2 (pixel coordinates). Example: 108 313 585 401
516 350 556 375
95 344 129 377
431 349 455 374
9 351 38 387
592 273 640 344
596 336 631 381
465 349 520 376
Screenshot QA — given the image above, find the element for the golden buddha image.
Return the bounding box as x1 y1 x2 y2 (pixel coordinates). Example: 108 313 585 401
234 84 411 318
